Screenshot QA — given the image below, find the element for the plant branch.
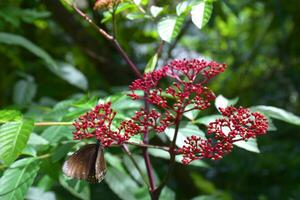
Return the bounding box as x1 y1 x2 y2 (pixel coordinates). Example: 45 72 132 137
125 141 169 152
63 0 142 79
152 112 183 198
142 93 156 193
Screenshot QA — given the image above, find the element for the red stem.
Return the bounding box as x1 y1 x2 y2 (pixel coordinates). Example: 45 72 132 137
143 93 156 193
67 2 142 79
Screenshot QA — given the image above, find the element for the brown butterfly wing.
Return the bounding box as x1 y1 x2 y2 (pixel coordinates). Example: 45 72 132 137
62 144 98 183
95 146 107 182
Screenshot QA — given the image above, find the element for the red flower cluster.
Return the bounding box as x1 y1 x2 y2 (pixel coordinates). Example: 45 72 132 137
129 59 227 112
73 102 129 147
178 106 269 164
73 105 174 147
72 58 268 166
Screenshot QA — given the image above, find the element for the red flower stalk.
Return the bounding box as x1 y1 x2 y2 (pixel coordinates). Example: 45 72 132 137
179 106 269 164
129 59 227 112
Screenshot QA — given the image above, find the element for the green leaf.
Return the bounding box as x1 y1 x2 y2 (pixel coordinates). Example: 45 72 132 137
191 1 213 29
21 145 37 157
0 110 22 123
101 2 136 23
144 53 158 73
164 122 206 147
234 138 260 153
157 15 185 43
0 158 40 200
123 154 159 185
133 0 141 5
0 32 58 71
176 1 189 16
27 133 49 151
160 187 176 200
0 32 88 90
250 105 300 126
59 175 90 200
0 119 34 165
194 114 222 126
20 9 50 23
104 152 125 172
36 175 54 192
122 155 145 185
183 104 200 120
126 13 145 20
215 95 239 111
110 94 143 111
150 6 163 18
148 148 208 168
41 126 73 144
25 187 56 200
105 167 139 200
51 142 75 162
56 62 88 90
13 79 37 107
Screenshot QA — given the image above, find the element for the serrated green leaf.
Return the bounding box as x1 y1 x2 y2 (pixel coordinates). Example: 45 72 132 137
157 15 185 43
0 158 40 200
0 119 34 165
191 1 213 29
59 175 90 200
250 105 300 126
0 110 22 123
144 53 158 73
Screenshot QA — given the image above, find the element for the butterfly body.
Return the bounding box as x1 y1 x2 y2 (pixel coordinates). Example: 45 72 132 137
62 143 107 183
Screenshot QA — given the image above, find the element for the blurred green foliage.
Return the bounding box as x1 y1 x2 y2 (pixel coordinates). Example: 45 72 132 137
0 0 300 200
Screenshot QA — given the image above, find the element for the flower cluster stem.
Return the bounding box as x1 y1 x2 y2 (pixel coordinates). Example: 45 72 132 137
151 112 182 199
34 122 73 126
143 94 156 193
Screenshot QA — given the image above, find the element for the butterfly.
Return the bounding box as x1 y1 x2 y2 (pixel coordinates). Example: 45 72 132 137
62 143 107 183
